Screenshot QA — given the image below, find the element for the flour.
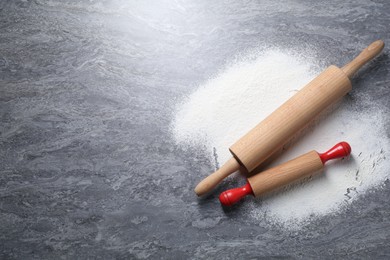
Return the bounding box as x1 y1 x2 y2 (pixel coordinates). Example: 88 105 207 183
171 49 390 229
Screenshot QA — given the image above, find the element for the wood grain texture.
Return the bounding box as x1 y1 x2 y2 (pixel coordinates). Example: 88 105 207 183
229 65 351 172
194 157 240 196
248 151 324 197
341 40 385 78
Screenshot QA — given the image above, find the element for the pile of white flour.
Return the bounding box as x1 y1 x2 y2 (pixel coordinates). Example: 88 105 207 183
171 49 390 229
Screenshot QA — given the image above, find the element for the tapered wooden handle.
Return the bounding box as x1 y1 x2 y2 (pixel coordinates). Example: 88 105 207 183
194 157 240 196
341 40 384 78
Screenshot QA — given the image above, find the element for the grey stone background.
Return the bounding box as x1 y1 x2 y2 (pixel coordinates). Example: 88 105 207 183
0 0 389 259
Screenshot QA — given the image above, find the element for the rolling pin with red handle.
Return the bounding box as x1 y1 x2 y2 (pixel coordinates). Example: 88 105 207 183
195 40 384 196
219 141 351 206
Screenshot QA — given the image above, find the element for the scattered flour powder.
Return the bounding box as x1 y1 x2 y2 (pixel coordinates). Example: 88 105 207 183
171 49 390 229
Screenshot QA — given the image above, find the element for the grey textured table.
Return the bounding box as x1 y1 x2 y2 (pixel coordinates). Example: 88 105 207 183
1 0 389 259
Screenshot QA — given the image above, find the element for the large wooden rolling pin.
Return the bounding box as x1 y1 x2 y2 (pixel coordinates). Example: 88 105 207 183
195 40 384 196
219 142 351 206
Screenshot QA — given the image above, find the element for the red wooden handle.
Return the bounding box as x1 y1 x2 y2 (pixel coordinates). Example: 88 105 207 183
219 182 253 206
318 141 351 164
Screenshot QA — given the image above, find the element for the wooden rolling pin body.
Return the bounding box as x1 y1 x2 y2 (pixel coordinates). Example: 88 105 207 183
248 151 323 197
195 40 384 197
230 66 350 172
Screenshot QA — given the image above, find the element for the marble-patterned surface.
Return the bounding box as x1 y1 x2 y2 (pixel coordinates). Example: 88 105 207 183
1 0 389 259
